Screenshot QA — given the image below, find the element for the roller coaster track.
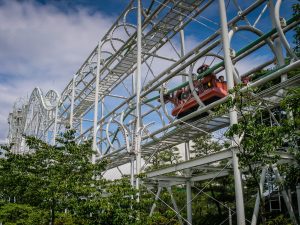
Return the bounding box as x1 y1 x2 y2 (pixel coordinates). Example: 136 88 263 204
7 0 300 224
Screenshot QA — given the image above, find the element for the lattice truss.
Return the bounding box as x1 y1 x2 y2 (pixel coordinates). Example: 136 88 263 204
6 0 300 223
7 0 300 165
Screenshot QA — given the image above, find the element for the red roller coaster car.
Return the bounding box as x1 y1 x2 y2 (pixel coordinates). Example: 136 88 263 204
162 64 249 118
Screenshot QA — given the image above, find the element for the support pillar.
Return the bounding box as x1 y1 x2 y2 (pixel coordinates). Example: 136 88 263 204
99 99 104 156
218 0 246 224
80 118 83 135
181 23 192 223
296 185 300 222
185 142 193 224
92 41 102 164
131 156 135 187
135 0 143 197
251 167 267 225
229 206 232 225
69 74 76 129
52 105 58 145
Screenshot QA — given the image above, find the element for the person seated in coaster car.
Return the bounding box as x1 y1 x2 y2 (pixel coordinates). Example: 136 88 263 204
162 64 249 118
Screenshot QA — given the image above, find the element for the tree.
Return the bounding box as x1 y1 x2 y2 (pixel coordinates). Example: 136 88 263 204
0 130 145 225
222 84 300 224
0 203 49 225
191 133 223 158
280 88 300 195
146 146 181 171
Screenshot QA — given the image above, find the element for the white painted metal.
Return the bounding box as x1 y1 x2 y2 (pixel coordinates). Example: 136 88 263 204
150 186 162 216
297 185 300 222
185 142 192 224
167 187 184 225
92 42 102 163
70 74 76 129
135 0 142 196
218 0 245 223
251 167 267 225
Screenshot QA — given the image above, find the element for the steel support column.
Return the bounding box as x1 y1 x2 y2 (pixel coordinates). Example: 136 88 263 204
229 206 233 225
131 156 135 187
296 185 300 222
251 167 267 225
185 142 193 224
80 118 83 135
52 104 58 145
69 74 76 129
218 0 246 224
135 0 142 195
99 99 104 156
92 42 102 163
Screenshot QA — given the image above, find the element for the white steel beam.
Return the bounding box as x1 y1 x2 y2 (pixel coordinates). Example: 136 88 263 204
220 1 245 223
135 0 142 195
251 167 267 225
92 42 102 163
147 149 232 178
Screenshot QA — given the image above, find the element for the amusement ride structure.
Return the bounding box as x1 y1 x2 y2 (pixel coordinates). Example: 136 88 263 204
6 0 300 224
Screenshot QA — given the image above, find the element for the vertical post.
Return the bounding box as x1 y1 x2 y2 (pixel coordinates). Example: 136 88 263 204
180 18 192 223
185 142 193 224
135 0 142 195
92 42 102 164
218 0 246 224
80 118 83 135
52 104 58 145
251 167 267 225
99 99 104 156
229 207 232 225
131 156 135 187
296 185 300 222
70 74 76 129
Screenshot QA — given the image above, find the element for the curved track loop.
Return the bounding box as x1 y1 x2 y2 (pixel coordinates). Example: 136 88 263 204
24 87 60 141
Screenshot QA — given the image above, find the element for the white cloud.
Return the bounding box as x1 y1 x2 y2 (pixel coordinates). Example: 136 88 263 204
0 0 115 141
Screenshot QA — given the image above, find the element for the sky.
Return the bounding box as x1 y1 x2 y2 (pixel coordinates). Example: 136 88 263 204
0 0 297 143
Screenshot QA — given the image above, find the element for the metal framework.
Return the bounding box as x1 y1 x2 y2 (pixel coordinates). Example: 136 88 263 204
7 0 300 224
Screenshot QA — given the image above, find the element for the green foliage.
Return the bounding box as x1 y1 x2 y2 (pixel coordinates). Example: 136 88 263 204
280 88 300 189
146 146 181 171
224 86 287 168
54 213 77 225
222 85 300 223
266 215 292 225
146 211 180 225
0 203 49 225
0 130 146 225
192 133 223 158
